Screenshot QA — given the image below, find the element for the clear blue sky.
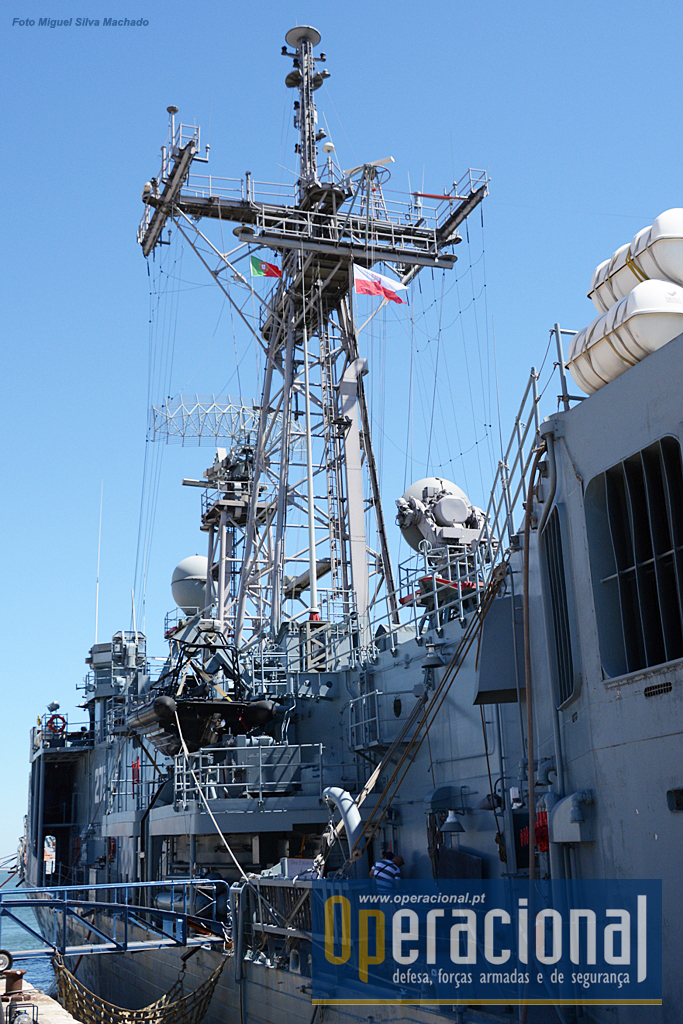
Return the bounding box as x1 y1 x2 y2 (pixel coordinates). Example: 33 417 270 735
2 0 682 853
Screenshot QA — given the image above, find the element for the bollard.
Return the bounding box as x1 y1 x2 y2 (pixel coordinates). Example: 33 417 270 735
3 971 26 996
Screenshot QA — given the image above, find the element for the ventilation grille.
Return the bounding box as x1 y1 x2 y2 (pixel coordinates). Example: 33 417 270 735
585 437 683 677
643 681 673 698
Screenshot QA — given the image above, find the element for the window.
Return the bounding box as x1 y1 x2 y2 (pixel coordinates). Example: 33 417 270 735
585 437 683 677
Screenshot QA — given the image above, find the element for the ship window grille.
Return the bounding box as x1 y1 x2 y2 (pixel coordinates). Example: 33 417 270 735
585 436 683 677
541 505 575 706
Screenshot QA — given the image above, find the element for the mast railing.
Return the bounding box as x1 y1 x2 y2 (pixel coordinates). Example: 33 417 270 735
246 203 444 251
183 174 296 203
243 602 356 683
177 172 489 237
174 175 487 240
431 168 490 221
173 122 200 152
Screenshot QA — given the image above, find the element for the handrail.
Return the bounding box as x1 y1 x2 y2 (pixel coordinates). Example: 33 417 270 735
0 878 228 959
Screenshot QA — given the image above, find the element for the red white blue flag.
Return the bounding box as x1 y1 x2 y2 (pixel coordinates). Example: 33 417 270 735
353 264 407 303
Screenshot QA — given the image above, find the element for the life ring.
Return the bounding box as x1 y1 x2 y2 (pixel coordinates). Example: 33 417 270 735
47 714 67 734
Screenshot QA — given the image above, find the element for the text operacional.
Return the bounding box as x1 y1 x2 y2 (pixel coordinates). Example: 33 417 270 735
323 895 649 983
310 880 662 1005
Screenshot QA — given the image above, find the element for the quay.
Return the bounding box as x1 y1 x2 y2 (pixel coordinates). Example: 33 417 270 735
4 980 79 1023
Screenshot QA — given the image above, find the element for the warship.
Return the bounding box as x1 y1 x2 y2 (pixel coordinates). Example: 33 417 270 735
20 23 683 1024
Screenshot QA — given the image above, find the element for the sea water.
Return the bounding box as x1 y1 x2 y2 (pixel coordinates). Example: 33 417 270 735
0 870 55 994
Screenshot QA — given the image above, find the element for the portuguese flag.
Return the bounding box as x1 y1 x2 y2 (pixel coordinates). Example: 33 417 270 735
250 255 282 278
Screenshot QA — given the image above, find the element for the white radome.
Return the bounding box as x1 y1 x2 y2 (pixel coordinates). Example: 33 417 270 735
171 555 209 615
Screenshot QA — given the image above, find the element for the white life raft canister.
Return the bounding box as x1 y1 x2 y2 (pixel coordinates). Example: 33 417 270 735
567 278 683 395
589 208 683 313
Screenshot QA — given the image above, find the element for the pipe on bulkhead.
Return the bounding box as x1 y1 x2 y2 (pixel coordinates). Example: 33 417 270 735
540 790 564 880
230 881 247 983
322 787 363 850
322 787 371 875
536 758 556 787
570 789 594 823
523 444 546 882
538 421 558 534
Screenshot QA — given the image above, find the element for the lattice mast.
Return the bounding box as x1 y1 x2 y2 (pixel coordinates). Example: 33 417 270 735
138 25 488 656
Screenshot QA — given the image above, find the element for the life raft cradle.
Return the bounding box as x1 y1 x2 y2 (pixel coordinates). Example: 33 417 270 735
54 955 226 1024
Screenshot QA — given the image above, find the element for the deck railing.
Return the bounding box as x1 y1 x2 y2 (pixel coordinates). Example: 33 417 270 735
174 742 328 808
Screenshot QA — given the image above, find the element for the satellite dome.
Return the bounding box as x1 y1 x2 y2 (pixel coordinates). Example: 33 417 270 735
402 477 470 509
397 477 476 552
171 555 209 615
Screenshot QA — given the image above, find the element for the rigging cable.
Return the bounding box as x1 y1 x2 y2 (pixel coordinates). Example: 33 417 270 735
424 270 446 474
492 316 505 466
454 229 486 499
133 237 184 626
465 215 493 487
479 205 498 481
173 707 248 883
397 307 415 568
403 253 490 497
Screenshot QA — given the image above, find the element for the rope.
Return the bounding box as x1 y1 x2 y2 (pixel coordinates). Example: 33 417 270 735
172 710 296 932
54 955 225 1024
173 708 249 883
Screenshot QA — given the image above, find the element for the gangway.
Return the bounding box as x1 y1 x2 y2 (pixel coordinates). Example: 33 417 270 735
0 879 227 962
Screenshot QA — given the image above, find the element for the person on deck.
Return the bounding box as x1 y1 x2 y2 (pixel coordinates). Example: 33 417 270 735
370 853 404 890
